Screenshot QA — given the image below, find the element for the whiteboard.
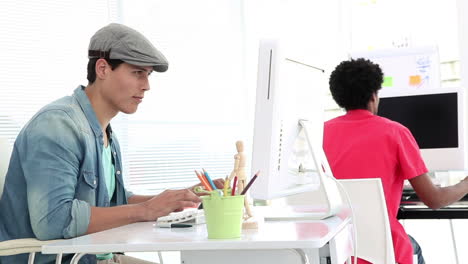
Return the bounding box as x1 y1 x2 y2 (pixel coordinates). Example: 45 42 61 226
350 47 441 96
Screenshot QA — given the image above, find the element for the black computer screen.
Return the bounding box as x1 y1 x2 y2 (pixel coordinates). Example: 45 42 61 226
378 92 458 149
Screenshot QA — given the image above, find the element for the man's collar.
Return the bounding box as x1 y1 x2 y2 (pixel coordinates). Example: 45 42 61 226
345 109 375 119
73 85 105 138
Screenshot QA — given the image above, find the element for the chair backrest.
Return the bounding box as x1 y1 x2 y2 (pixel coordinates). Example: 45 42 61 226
0 138 67 264
338 178 395 264
0 137 12 197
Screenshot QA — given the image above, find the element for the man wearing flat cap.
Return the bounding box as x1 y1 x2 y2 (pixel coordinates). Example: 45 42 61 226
0 23 222 264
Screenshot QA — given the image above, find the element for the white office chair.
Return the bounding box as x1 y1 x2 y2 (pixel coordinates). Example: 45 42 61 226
338 178 396 264
0 137 64 264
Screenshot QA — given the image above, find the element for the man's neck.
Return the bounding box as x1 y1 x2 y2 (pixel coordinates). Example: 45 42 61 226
85 83 117 133
103 129 109 147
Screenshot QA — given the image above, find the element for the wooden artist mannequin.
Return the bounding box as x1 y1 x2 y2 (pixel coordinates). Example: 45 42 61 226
228 141 254 221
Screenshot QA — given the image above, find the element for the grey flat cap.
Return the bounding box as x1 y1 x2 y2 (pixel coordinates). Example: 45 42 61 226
88 23 168 72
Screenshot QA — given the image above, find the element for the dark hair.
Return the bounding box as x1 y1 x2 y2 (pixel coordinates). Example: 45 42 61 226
328 58 383 111
87 58 125 84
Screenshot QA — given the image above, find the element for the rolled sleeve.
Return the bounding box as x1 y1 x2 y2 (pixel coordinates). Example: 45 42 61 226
21 110 91 240
62 199 91 238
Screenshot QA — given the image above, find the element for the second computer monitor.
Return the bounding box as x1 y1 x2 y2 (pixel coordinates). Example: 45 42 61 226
378 88 465 171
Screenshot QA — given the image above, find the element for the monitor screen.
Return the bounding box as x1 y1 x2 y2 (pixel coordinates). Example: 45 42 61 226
378 93 458 149
249 40 342 218
250 39 324 200
378 88 465 171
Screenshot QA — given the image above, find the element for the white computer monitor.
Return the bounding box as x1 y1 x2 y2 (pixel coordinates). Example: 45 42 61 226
378 87 466 171
249 39 342 219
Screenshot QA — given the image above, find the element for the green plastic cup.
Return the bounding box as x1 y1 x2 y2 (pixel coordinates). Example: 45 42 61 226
202 194 245 239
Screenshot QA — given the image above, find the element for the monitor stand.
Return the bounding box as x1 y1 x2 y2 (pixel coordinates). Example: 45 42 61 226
259 120 343 221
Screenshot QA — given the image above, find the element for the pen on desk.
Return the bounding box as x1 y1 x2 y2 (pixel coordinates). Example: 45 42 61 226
240 171 259 195
156 222 193 228
195 170 213 191
231 176 238 196
202 168 217 190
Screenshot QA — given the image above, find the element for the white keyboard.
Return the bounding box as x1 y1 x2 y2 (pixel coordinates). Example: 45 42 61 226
155 208 205 227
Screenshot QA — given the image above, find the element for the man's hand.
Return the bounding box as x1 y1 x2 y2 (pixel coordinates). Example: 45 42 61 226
87 179 226 234
211 178 225 189
139 189 201 221
87 188 201 234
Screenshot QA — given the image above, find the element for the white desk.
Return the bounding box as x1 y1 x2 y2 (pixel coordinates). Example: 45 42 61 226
42 209 352 264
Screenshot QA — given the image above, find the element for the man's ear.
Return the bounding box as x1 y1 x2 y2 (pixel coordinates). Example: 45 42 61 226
95 58 109 80
368 92 379 114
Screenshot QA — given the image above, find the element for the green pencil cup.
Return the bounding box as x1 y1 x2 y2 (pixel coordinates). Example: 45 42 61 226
202 194 245 239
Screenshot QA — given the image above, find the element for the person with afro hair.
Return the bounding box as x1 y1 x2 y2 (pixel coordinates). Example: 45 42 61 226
323 58 468 264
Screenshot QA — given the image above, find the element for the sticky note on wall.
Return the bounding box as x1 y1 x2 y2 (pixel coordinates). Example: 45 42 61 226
382 76 393 87
409 75 422 86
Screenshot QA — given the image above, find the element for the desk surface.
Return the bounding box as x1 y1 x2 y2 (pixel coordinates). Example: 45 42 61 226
398 202 468 219
399 188 468 219
42 211 351 255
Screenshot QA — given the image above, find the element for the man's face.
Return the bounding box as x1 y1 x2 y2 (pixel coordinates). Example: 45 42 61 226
102 62 153 114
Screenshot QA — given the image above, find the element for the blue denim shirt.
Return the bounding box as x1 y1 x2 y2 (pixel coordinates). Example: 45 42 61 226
0 86 133 264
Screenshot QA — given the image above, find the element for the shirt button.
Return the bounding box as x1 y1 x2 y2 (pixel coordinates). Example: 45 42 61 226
113 151 116 156
93 180 97 185
116 171 121 175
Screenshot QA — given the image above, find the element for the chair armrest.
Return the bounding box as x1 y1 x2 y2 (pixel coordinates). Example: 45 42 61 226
0 238 63 256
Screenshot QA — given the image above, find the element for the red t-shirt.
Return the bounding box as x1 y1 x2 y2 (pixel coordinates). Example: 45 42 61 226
323 110 428 264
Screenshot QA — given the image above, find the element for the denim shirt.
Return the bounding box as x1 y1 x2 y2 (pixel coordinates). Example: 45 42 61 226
0 86 133 264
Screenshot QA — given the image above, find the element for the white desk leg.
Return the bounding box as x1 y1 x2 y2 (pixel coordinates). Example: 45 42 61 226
157 251 164 264
55 253 63 264
70 252 86 264
329 224 353 264
27 252 35 264
450 219 460 264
